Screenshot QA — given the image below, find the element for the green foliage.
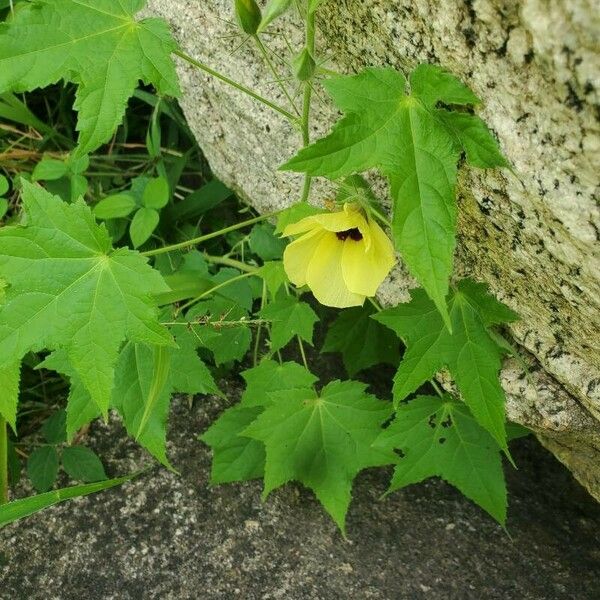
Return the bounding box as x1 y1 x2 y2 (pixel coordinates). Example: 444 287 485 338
0 361 20 432
282 65 506 327
0 183 173 417
374 279 518 450
259 296 318 353
243 380 395 532
258 0 293 33
200 405 265 483
0 0 180 155
61 446 107 483
27 446 59 492
374 395 507 524
323 305 400 376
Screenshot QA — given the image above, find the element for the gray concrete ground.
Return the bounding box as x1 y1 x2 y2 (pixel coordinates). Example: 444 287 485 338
1 387 600 600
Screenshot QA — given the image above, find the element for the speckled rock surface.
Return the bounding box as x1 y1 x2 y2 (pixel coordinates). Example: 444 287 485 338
1 392 600 600
143 1 600 498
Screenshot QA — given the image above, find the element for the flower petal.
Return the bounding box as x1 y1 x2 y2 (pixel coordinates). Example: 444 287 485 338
341 219 396 297
283 228 327 287
306 233 365 308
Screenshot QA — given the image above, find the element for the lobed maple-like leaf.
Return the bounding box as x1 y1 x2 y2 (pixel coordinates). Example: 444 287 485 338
0 182 173 416
373 279 518 450
374 395 507 524
243 380 395 532
282 65 506 327
0 0 180 155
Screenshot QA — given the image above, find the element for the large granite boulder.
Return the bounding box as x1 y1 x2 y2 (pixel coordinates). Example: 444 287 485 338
145 0 600 499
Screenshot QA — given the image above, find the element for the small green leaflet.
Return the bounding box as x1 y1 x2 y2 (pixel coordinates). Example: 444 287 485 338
0 0 180 155
259 297 318 353
62 446 107 483
240 359 318 408
322 305 400 376
0 183 173 416
200 406 265 484
373 279 518 450
243 380 395 532
282 65 506 327
374 395 507 524
27 446 59 493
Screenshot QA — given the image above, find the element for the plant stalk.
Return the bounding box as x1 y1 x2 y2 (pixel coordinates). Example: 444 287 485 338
300 10 316 203
0 416 9 505
174 50 299 125
141 211 280 258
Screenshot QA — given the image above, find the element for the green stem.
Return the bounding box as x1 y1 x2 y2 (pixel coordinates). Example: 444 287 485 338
0 416 8 505
253 36 300 116
174 50 299 125
204 254 257 273
178 271 257 312
141 212 279 258
299 10 316 203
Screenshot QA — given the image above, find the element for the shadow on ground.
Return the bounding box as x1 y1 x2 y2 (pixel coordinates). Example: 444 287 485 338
1 385 600 600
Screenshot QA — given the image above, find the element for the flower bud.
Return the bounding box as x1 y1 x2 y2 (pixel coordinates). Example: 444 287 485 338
258 0 293 33
234 0 262 35
293 48 316 82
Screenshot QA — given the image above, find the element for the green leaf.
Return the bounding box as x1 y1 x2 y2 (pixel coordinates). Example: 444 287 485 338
374 395 507 524
373 279 518 450
257 261 287 297
436 110 508 168
111 343 173 468
322 305 400 376
31 158 68 182
41 410 67 445
112 331 218 466
0 199 8 220
187 297 252 365
0 182 173 417
259 297 318 353
38 351 101 441
0 174 9 197
200 405 265 483
409 64 480 108
0 473 140 528
130 207 160 248
0 0 180 155
62 446 107 483
275 202 324 234
282 66 503 328
211 268 254 312
27 446 59 493
240 360 318 408
94 194 137 219
243 380 395 531
0 360 20 432
258 0 293 32
249 223 287 261
142 177 170 209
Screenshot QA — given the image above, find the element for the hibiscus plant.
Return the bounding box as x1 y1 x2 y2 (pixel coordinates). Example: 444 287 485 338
0 0 525 532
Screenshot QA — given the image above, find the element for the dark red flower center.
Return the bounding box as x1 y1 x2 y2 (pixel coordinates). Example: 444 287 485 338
336 227 363 242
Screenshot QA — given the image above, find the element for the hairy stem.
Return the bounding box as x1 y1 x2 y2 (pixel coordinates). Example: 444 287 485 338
175 50 299 125
299 10 316 203
253 36 300 116
0 416 8 505
141 212 280 258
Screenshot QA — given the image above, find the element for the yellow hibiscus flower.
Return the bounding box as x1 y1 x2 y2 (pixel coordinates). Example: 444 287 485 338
282 203 396 308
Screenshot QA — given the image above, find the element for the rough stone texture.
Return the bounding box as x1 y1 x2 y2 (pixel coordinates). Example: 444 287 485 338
144 1 600 498
2 393 600 599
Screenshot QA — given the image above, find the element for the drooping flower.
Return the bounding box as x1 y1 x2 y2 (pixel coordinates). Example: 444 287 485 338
282 203 396 308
